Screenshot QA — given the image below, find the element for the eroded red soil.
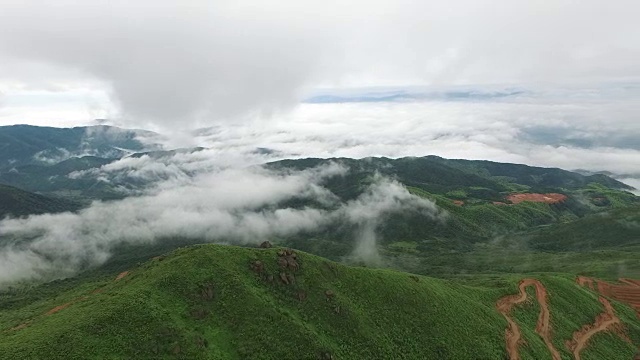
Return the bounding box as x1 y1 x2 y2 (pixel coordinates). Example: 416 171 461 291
591 278 640 317
496 279 561 360
506 193 568 204
46 302 74 316
115 271 130 281
6 269 132 332
619 278 640 288
577 276 596 291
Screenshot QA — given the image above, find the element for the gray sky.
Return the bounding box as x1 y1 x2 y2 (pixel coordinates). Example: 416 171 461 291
2 1 640 286
0 0 639 126
0 0 638 176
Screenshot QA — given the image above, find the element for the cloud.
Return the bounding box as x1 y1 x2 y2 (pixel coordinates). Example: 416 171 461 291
618 178 640 195
0 0 343 128
0 1 638 128
341 175 446 263
53 83 640 195
0 161 441 286
171 85 640 177
66 146 291 194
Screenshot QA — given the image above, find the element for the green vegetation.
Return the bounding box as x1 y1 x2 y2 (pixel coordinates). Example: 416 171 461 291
0 244 637 359
272 157 639 282
509 275 640 360
0 124 152 170
0 184 80 218
0 125 163 201
0 128 639 358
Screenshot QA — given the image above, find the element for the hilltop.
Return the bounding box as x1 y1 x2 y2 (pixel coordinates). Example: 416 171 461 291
0 244 638 359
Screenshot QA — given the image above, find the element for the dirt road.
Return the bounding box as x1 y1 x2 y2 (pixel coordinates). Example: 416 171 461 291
496 279 561 360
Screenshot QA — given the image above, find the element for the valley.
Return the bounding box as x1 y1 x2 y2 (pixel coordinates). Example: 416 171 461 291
0 125 638 359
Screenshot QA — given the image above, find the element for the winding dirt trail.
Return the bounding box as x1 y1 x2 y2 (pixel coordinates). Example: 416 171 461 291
42 272 130 317
496 279 561 360
566 297 623 360
115 271 130 281
4 269 132 333
45 301 75 316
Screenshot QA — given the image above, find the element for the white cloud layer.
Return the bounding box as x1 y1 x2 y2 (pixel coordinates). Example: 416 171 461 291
164 85 639 178
0 162 442 286
0 0 638 128
0 1 638 287
55 83 640 190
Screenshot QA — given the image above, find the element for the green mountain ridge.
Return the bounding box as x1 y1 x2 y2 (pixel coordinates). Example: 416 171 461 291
1 244 638 359
0 124 160 170
1 126 639 358
0 184 81 218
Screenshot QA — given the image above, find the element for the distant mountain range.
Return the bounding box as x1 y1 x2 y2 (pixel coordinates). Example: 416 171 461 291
0 124 161 170
0 124 639 359
0 124 636 207
304 89 526 103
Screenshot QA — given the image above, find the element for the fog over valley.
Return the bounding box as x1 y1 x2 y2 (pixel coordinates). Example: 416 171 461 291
0 2 639 358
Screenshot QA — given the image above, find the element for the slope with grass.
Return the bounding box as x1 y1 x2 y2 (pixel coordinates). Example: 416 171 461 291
275 156 638 265
0 244 638 359
0 184 81 218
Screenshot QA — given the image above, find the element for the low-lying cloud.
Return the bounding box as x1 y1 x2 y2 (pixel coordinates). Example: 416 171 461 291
343 176 446 264
0 161 442 286
169 85 640 182
64 84 640 195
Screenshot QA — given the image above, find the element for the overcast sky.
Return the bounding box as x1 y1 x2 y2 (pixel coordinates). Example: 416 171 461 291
1 1 640 283
0 0 638 175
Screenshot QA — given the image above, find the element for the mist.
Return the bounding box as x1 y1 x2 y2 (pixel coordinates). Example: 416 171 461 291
0 161 442 287
0 0 637 290
342 177 445 264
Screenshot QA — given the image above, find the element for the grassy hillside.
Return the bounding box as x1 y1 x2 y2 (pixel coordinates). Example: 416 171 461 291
527 206 640 252
377 207 640 279
273 157 638 252
269 156 635 200
0 244 638 359
0 184 80 218
428 156 633 191
282 183 639 280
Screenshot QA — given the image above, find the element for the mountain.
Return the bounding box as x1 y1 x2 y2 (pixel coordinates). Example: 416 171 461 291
0 125 168 201
270 156 634 196
265 157 640 279
0 244 638 359
527 206 640 252
0 127 639 358
0 124 161 170
0 156 121 201
428 156 634 191
0 135 637 278
0 124 634 207
0 184 81 218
